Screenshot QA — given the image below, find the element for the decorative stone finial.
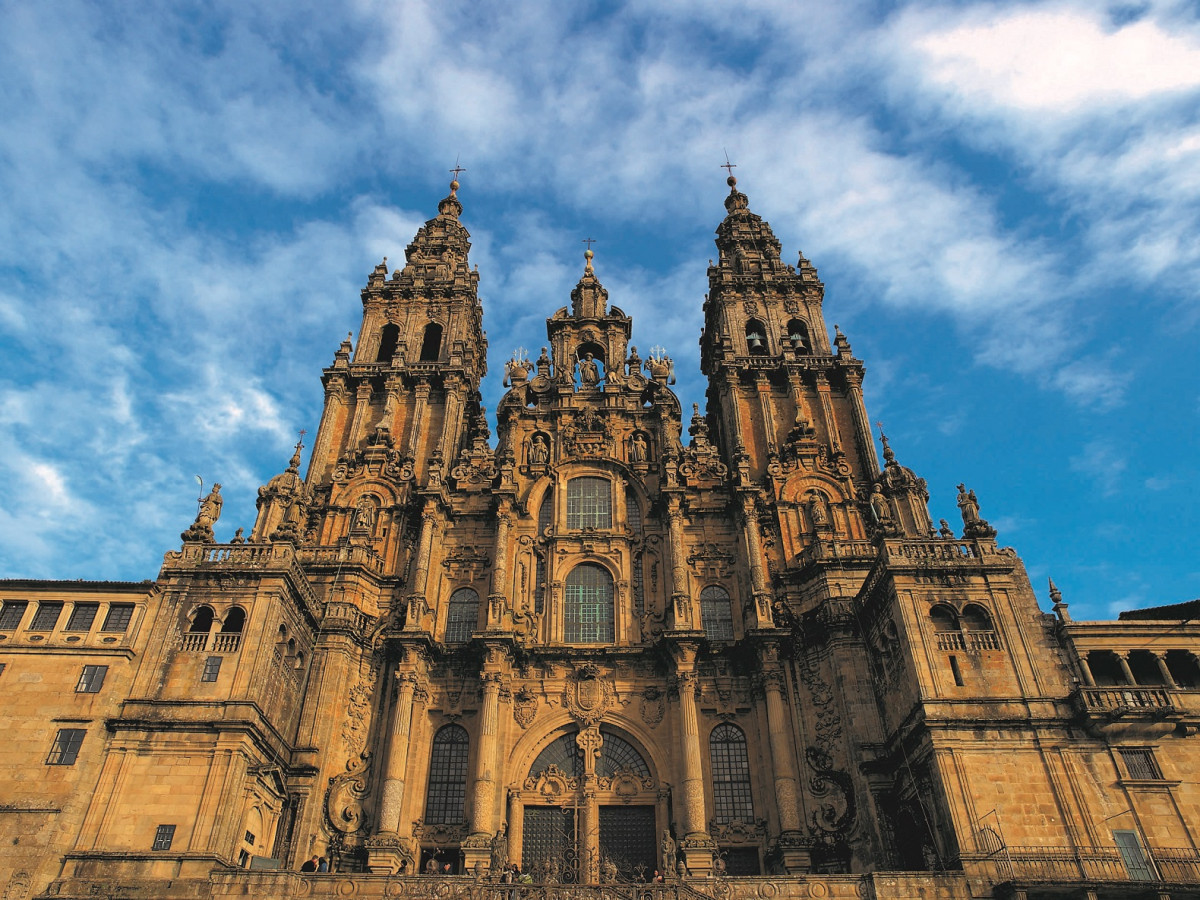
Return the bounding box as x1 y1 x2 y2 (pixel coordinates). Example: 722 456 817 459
876 422 895 464
1049 578 1070 622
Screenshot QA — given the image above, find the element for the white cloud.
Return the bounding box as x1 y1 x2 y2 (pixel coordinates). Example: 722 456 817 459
1070 439 1129 496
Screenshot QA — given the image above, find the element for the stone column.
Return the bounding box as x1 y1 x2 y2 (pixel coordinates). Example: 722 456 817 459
439 376 465 460
464 651 506 872
740 501 773 628
813 372 840 452
347 381 375 447
1118 654 1137 686
755 373 777 454
405 501 437 632
675 669 714 875
368 668 422 874
844 370 880 474
760 666 810 873
1153 653 1177 688
488 499 513 626
405 381 432 460
665 498 693 629
1078 654 1096 687
507 790 523 871
310 378 347 483
377 375 402 433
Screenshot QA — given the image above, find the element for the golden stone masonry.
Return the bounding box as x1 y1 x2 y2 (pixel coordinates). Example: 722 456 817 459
2 176 1199 900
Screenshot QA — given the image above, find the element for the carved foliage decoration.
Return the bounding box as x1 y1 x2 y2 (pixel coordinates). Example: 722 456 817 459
513 686 538 729
806 746 856 839
640 686 665 726
341 679 374 758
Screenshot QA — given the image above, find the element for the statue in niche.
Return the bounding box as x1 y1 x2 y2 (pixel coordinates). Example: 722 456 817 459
529 434 549 466
661 830 677 875
578 352 601 386
630 432 648 463
807 492 829 527
869 484 892 526
353 497 375 532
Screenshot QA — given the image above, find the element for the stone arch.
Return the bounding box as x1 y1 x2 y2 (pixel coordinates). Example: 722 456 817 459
509 713 665 789
377 323 400 363
220 606 246 634
419 321 443 362
188 605 215 633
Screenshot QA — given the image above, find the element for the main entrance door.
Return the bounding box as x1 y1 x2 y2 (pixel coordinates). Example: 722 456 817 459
599 805 656 880
522 806 578 882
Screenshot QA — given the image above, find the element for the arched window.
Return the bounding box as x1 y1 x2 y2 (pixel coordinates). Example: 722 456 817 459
787 318 810 353
567 477 611 529
565 563 614 643
377 323 400 363
419 322 443 362
530 731 584 778
745 319 768 355
700 586 734 640
189 606 215 633
538 489 554 536
960 604 992 632
445 588 480 644
625 488 642 535
710 724 754 823
221 607 245 634
597 731 651 777
424 725 469 824
930 605 958 632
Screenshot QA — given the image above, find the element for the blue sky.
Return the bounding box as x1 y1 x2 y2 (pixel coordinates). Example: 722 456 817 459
0 0 1196 620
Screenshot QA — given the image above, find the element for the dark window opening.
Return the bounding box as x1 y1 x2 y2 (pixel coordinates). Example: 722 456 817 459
66 603 99 632
1088 650 1128 686
710 723 754 823
1167 650 1200 688
445 588 479 643
201 656 222 682
1120 748 1163 780
0 601 28 630
564 563 615 643
153 824 176 851
220 607 246 634
424 724 469 824
700 586 734 641
101 604 134 633
745 319 768 355
76 665 108 693
538 490 554 536
1128 650 1166 686
31 601 63 631
377 323 400 363
47 728 86 765
787 318 811 353
567 477 611 529
419 322 443 362
190 606 215 633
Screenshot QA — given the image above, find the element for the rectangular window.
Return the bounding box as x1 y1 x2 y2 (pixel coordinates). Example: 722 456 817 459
30 601 64 631
101 603 134 633
65 603 100 632
76 665 108 693
1120 748 1163 780
152 824 176 851
0 600 28 630
567 477 612 529
47 728 86 765
201 656 222 682
244 830 256 845
1114 830 1155 880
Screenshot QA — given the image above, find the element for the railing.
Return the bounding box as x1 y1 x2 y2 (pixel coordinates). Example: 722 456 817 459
794 540 876 568
968 630 1001 651
181 633 207 651
936 632 966 651
323 601 375 635
213 633 242 652
1074 686 1176 714
300 544 386 576
889 540 980 563
970 846 1200 885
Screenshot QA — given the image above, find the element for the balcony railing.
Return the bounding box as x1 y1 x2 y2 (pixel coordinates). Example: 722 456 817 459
934 631 1001 652
972 845 1200 885
1074 686 1177 715
181 633 207 651
212 633 242 653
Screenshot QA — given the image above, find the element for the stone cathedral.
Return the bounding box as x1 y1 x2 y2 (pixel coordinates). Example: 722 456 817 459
3 175 1200 900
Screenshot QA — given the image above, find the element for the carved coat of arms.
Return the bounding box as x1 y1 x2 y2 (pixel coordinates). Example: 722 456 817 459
562 664 614 726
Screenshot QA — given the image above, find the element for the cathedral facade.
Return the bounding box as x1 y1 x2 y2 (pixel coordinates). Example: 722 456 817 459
3 176 1200 900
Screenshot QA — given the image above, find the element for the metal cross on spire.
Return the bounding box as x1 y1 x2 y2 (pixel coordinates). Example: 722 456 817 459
450 155 466 182
582 237 596 251
721 149 737 178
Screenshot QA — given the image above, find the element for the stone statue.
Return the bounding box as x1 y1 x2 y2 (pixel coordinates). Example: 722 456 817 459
630 432 648 463
808 492 829 527
869 484 892 525
578 352 600 386
661 830 677 875
490 824 508 875
353 497 375 532
956 483 980 526
939 518 955 539
231 527 245 544
529 434 549 466
503 355 529 387
182 483 223 543
627 345 642 373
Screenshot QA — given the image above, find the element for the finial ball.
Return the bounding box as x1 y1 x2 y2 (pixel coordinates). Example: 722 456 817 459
584 249 594 260
727 175 737 188
450 179 459 192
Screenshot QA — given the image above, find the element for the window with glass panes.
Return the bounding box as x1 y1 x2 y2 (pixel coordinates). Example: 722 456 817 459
444 589 479 643
30 601 63 631
76 665 108 693
564 564 614 643
101 603 134 633
0 601 28 630
567 477 611 529
424 725 469 824
1120 748 1162 780
710 724 754 823
700 586 734 640
66 603 99 632
152 825 176 850
47 728 86 765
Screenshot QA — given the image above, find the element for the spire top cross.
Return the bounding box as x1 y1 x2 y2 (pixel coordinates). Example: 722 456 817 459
721 150 737 177
582 237 596 251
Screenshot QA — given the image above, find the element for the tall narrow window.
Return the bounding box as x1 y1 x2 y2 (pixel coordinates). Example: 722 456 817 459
567 477 611 529
31 601 63 631
710 724 754 823
424 724 470 824
152 824 176 851
537 490 554 536
66 603 99 632
534 554 547 615
632 554 645 618
201 656 222 682
76 665 108 693
377 323 400 363
626 489 642 535
419 322 443 362
565 564 615 643
0 600 28 630
1120 748 1162 780
700 586 735 641
445 588 479 643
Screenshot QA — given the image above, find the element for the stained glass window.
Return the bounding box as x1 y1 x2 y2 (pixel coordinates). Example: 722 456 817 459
710 724 754 823
565 564 614 643
567 477 611 529
700 586 735 641
530 731 584 777
445 588 479 643
424 724 469 824
597 731 650 777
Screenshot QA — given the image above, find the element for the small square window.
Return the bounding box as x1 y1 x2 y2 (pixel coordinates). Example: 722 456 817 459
30 602 63 631
65 603 99 632
152 824 176 851
201 656 222 682
244 830 256 845
76 665 108 693
1120 748 1163 780
101 604 134 633
0 601 28 630
47 728 86 765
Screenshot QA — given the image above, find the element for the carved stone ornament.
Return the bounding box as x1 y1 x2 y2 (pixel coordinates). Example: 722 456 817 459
341 679 374 757
513 686 538 729
641 686 665 726
562 664 615 726
325 752 372 835
524 763 579 798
